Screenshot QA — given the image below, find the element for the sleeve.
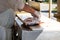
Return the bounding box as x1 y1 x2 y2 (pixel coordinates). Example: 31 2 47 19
8 0 25 10
17 0 25 10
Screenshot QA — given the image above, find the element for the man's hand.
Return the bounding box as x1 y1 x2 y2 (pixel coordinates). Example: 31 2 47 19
31 11 40 18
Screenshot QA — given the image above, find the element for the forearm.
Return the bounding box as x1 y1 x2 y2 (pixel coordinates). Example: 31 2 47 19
22 4 39 18
22 4 35 13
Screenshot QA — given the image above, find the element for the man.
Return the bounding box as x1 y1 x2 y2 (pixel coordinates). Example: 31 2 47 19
0 0 40 40
8 0 39 18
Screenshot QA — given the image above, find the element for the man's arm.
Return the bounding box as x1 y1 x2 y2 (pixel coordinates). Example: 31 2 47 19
19 4 39 18
8 0 39 18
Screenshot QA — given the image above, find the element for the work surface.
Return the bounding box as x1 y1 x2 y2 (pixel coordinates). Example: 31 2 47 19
15 11 60 40
40 13 60 31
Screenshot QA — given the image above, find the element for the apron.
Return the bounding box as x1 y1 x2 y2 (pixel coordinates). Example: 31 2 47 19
0 9 15 28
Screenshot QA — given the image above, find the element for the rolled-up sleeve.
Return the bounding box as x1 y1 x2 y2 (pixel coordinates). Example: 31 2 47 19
17 0 25 9
8 0 25 10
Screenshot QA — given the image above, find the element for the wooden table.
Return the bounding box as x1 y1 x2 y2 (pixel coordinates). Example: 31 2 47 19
15 11 60 40
15 12 43 40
